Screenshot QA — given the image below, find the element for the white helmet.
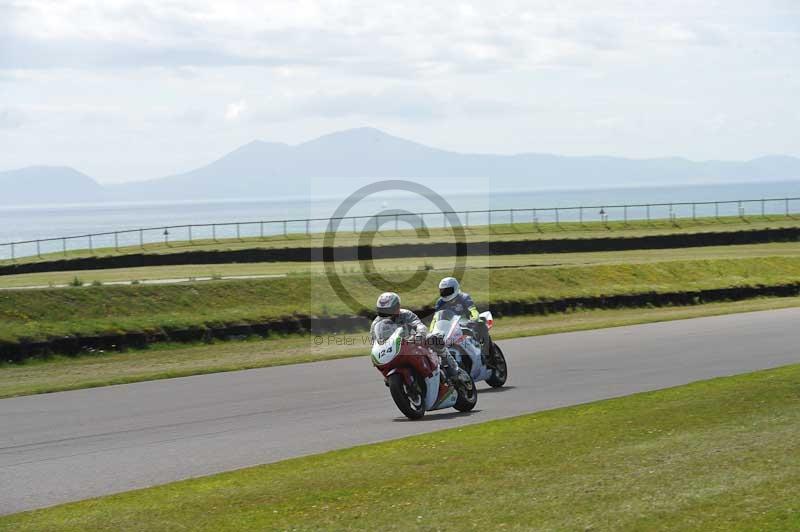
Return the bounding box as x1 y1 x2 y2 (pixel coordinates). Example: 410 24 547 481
438 277 460 302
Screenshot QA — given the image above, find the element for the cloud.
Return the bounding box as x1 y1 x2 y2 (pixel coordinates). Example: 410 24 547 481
5 1 780 76
0 1 798 181
225 100 247 121
301 87 446 119
0 108 25 129
174 108 208 125
247 87 526 122
459 98 527 116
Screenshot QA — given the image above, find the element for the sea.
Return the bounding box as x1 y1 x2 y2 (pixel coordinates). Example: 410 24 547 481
2 180 800 261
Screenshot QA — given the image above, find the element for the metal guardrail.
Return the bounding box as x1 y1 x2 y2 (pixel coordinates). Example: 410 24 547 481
1 196 799 262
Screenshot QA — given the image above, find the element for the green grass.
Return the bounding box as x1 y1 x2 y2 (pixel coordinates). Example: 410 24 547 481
4 363 799 530
3 255 800 344
3 213 799 266
2 241 800 289
2 297 799 399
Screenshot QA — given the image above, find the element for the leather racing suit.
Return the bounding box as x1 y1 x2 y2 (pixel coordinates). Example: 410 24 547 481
431 292 491 356
370 309 462 383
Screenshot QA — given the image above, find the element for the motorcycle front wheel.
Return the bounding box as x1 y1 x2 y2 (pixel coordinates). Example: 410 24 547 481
388 373 425 420
454 369 478 412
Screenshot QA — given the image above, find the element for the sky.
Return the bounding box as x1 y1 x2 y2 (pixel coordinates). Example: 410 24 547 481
1 0 799 184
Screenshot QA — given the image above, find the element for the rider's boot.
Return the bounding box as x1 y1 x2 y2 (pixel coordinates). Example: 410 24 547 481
441 352 469 385
476 322 492 358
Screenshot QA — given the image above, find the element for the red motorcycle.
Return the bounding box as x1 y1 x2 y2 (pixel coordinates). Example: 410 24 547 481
371 318 478 420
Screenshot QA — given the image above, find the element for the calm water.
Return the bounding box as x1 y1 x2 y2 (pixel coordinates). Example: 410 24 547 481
2 180 800 260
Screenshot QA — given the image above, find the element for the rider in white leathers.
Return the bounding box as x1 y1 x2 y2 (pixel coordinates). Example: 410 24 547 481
370 292 463 383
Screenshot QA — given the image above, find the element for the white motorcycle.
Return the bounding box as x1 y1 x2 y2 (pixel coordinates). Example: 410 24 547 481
430 309 508 388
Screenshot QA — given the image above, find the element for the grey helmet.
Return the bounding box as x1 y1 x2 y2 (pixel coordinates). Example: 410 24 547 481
376 292 401 317
438 277 460 302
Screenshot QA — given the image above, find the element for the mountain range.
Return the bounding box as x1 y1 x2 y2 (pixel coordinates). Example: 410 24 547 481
2 127 800 205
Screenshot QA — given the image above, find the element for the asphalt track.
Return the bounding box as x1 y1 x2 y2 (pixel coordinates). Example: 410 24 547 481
1 308 798 515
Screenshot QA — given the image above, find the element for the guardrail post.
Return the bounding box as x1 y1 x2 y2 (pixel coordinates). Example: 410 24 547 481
36 240 41 258
306 219 310 236
139 229 144 248
212 224 217 242
236 223 241 240
692 203 696 221
579 207 583 226
555 208 560 227
510 209 514 226
10 243 14 262
488 210 492 229
646 204 650 222
114 232 119 251
761 199 765 217
283 220 287 236
89 234 93 252
260 222 264 238
465 211 469 228
188 226 193 244
715 202 719 220
395 213 399 232
738 201 743 219
62 237 67 257
786 198 790 217
623 205 628 225
352 217 357 233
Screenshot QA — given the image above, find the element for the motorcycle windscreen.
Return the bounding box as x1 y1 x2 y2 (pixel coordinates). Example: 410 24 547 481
371 320 403 365
432 309 462 346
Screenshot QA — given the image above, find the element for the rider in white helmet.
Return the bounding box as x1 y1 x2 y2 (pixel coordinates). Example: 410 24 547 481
435 277 479 320
432 277 491 356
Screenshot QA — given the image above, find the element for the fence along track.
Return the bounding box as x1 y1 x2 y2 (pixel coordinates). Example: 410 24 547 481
1 196 799 263
0 226 799 277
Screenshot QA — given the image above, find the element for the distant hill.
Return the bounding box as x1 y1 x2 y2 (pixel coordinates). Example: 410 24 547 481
0 166 105 205
4 128 800 205
110 128 800 200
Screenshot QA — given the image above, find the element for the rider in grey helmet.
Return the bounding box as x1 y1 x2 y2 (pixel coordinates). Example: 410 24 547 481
370 292 427 341
370 292 464 384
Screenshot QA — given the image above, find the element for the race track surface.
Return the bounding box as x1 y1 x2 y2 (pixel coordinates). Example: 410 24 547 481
1 308 798 515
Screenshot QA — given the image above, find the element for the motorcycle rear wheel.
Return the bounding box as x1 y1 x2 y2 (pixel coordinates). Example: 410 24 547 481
388 373 425 420
486 344 508 388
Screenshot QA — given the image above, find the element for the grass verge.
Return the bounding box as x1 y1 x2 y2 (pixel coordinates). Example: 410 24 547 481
2 242 800 289
2 296 799 398
3 363 799 530
3 255 800 343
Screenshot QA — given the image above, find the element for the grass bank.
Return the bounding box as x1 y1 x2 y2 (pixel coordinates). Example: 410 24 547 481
4 363 799 530
2 242 800 289
3 255 800 344
2 297 799 398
